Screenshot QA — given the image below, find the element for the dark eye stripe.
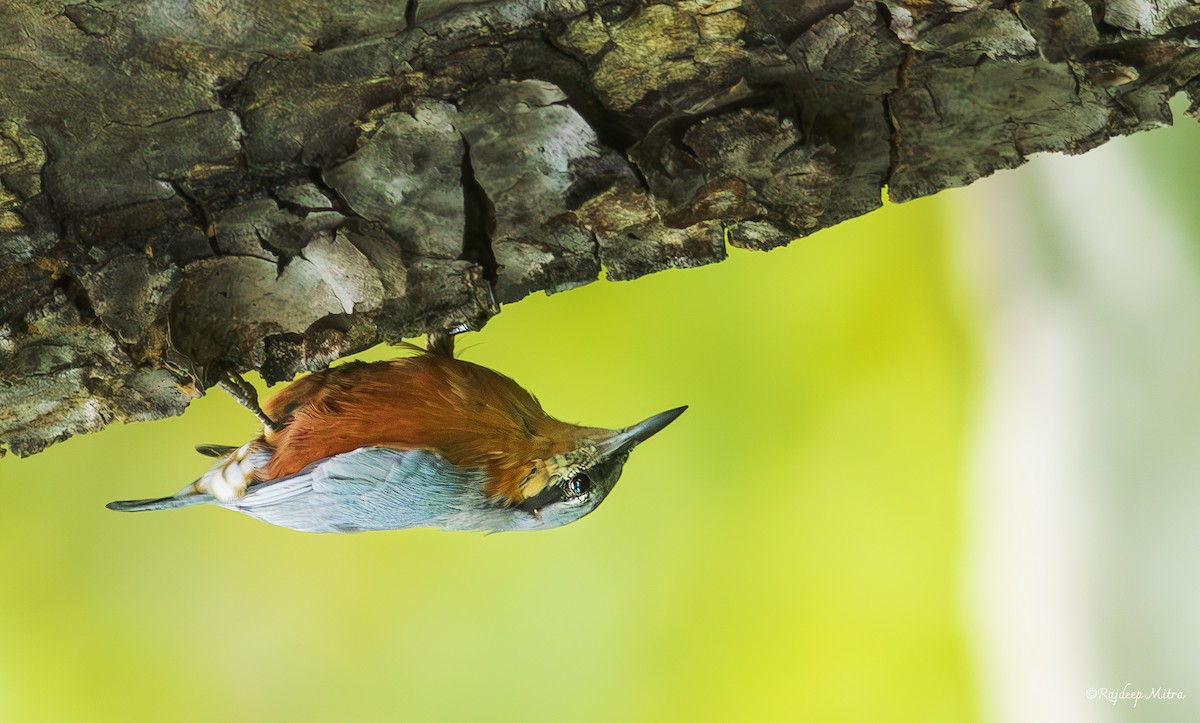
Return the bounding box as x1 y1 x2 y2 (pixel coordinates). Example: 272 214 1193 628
517 482 567 513
516 472 592 515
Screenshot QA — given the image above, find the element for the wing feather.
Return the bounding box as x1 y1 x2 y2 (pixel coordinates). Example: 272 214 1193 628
230 447 493 533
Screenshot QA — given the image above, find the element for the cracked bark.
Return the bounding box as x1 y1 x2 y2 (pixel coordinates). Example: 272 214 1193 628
2 0 1199 457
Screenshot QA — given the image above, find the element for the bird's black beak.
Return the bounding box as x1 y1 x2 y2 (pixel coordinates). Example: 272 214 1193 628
598 406 687 456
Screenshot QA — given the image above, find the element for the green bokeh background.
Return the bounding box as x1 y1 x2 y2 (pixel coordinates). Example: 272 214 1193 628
3 108 1196 722
1 194 971 721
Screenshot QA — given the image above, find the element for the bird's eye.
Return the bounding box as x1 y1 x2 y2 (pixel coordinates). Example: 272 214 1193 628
566 474 591 497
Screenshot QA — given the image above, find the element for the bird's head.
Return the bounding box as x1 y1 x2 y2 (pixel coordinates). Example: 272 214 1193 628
512 406 687 530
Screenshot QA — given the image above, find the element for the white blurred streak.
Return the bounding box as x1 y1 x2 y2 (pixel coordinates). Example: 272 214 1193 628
950 134 1200 723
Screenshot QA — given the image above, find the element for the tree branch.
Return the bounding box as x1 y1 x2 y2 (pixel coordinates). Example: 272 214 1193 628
2 0 1198 455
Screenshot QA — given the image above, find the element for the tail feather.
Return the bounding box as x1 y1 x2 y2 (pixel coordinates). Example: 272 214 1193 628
109 447 270 515
195 444 238 458
106 494 214 513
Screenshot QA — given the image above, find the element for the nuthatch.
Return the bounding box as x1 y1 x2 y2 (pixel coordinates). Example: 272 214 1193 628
107 334 686 533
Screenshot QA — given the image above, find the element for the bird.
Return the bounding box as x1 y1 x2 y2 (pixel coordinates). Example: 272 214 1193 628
107 333 686 533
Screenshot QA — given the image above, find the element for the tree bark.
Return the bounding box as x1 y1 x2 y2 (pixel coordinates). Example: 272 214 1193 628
2 0 1198 456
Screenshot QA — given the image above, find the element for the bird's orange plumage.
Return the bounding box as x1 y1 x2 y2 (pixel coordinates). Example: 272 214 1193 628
255 346 595 504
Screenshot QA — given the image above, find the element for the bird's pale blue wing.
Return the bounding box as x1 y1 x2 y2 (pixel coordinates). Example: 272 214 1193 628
226 447 493 533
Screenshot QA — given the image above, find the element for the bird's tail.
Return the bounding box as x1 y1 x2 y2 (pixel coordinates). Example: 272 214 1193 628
107 473 218 513
107 446 271 514
106 493 214 513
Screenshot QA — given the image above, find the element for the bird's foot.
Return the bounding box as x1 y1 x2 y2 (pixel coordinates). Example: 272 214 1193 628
199 443 256 503
218 375 280 433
